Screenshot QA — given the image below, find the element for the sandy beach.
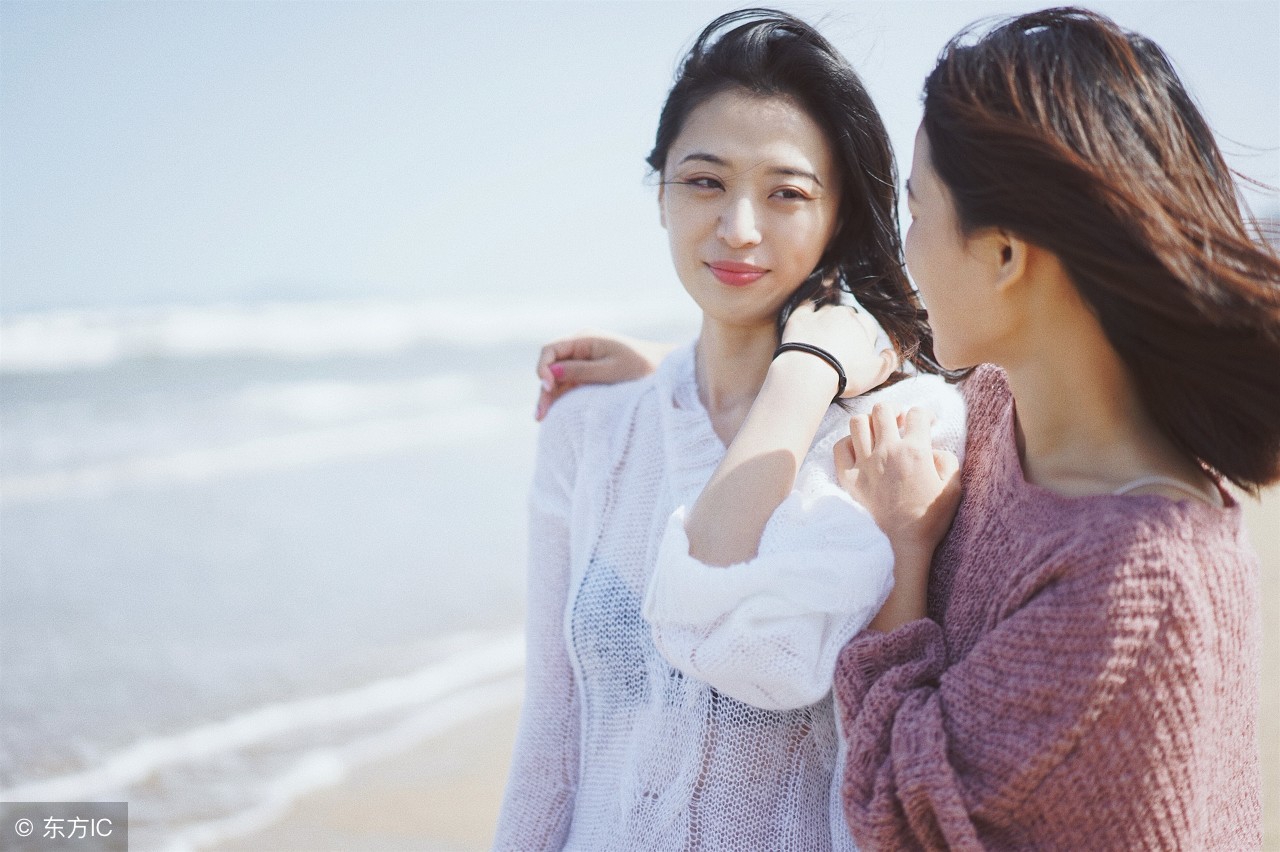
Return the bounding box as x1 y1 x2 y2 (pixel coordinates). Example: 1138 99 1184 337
213 705 522 851
219 488 1280 851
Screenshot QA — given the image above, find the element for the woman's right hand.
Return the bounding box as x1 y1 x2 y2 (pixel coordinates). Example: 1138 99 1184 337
535 332 675 420
780 302 898 399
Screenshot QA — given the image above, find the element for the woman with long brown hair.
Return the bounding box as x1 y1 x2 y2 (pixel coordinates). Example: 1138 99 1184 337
537 7 1279 848
830 8 1277 847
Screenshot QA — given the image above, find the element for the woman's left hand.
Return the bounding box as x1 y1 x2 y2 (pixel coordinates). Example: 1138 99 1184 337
836 402 961 552
781 302 897 398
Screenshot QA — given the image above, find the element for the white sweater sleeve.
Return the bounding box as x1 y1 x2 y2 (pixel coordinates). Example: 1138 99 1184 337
493 402 582 851
642 374 965 712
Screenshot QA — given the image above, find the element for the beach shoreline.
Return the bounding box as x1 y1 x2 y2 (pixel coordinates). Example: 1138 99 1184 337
216 488 1280 851
211 705 520 852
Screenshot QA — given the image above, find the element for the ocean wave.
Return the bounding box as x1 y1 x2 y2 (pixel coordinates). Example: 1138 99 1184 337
232 373 481 424
0 404 530 504
159 676 523 852
0 296 692 374
0 630 524 805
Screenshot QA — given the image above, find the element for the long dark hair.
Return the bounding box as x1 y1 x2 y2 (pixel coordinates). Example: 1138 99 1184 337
647 8 946 382
922 6 1280 491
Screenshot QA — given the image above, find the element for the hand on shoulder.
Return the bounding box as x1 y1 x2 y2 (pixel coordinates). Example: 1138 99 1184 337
834 402 963 631
535 331 675 421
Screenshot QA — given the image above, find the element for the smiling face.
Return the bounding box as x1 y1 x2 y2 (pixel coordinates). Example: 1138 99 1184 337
659 89 841 332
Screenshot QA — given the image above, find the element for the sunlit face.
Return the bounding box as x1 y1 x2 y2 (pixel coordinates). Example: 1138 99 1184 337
659 90 841 331
903 125 999 370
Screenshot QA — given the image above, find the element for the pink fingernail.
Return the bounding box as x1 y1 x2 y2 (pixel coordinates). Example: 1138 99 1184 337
549 363 565 379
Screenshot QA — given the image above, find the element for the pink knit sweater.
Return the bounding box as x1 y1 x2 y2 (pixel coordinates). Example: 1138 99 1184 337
833 365 1261 850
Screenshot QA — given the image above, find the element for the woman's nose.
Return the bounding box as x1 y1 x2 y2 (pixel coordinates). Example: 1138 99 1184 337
717 197 762 248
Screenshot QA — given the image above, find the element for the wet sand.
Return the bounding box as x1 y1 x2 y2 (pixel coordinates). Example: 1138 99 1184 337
213 705 521 851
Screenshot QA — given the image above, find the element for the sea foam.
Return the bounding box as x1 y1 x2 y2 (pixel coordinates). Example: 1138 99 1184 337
0 404 526 504
0 630 524 804
0 296 690 373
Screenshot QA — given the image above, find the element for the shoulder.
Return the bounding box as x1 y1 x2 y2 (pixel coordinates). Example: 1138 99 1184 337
537 376 655 462
1098 498 1256 586
530 376 655 508
801 373 967 479
540 377 651 433
864 371 964 412
857 371 967 457
1010 493 1258 623
958 364 1010 428
1052 502 1261 701
959 362 1008 398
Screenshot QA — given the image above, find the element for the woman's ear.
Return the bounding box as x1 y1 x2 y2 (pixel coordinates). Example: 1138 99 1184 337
658 184 668 230
991 229 1028 295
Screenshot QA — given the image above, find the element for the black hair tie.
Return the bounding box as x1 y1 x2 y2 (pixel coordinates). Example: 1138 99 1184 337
773 342 847 402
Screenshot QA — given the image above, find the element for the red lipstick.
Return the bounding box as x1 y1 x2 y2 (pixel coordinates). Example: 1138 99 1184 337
708 261 767 287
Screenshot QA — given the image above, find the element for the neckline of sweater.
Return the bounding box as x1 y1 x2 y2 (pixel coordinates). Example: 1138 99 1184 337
980 368 1239 524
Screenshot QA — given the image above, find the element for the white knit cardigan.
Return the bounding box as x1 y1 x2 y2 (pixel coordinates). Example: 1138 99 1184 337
494 342 966 851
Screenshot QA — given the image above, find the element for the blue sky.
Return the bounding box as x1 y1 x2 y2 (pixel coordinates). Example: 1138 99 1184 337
2 1 1277 312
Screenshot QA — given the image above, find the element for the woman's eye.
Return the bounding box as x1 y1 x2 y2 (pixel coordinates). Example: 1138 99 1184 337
685 177 722 190
773 188 809 200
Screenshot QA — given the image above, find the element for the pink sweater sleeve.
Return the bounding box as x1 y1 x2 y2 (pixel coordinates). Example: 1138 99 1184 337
493 403 583 850
833 537 1259 850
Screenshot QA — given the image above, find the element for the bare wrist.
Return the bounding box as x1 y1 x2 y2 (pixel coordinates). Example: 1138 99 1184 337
768 349 841 401
867 543 931 632
891 537 938 567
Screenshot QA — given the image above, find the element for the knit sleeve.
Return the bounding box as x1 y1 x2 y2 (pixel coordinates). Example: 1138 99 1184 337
833 540 1251 850
493 400 583 851
641 375 965 712
641 395 899 712
643 487 894 711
